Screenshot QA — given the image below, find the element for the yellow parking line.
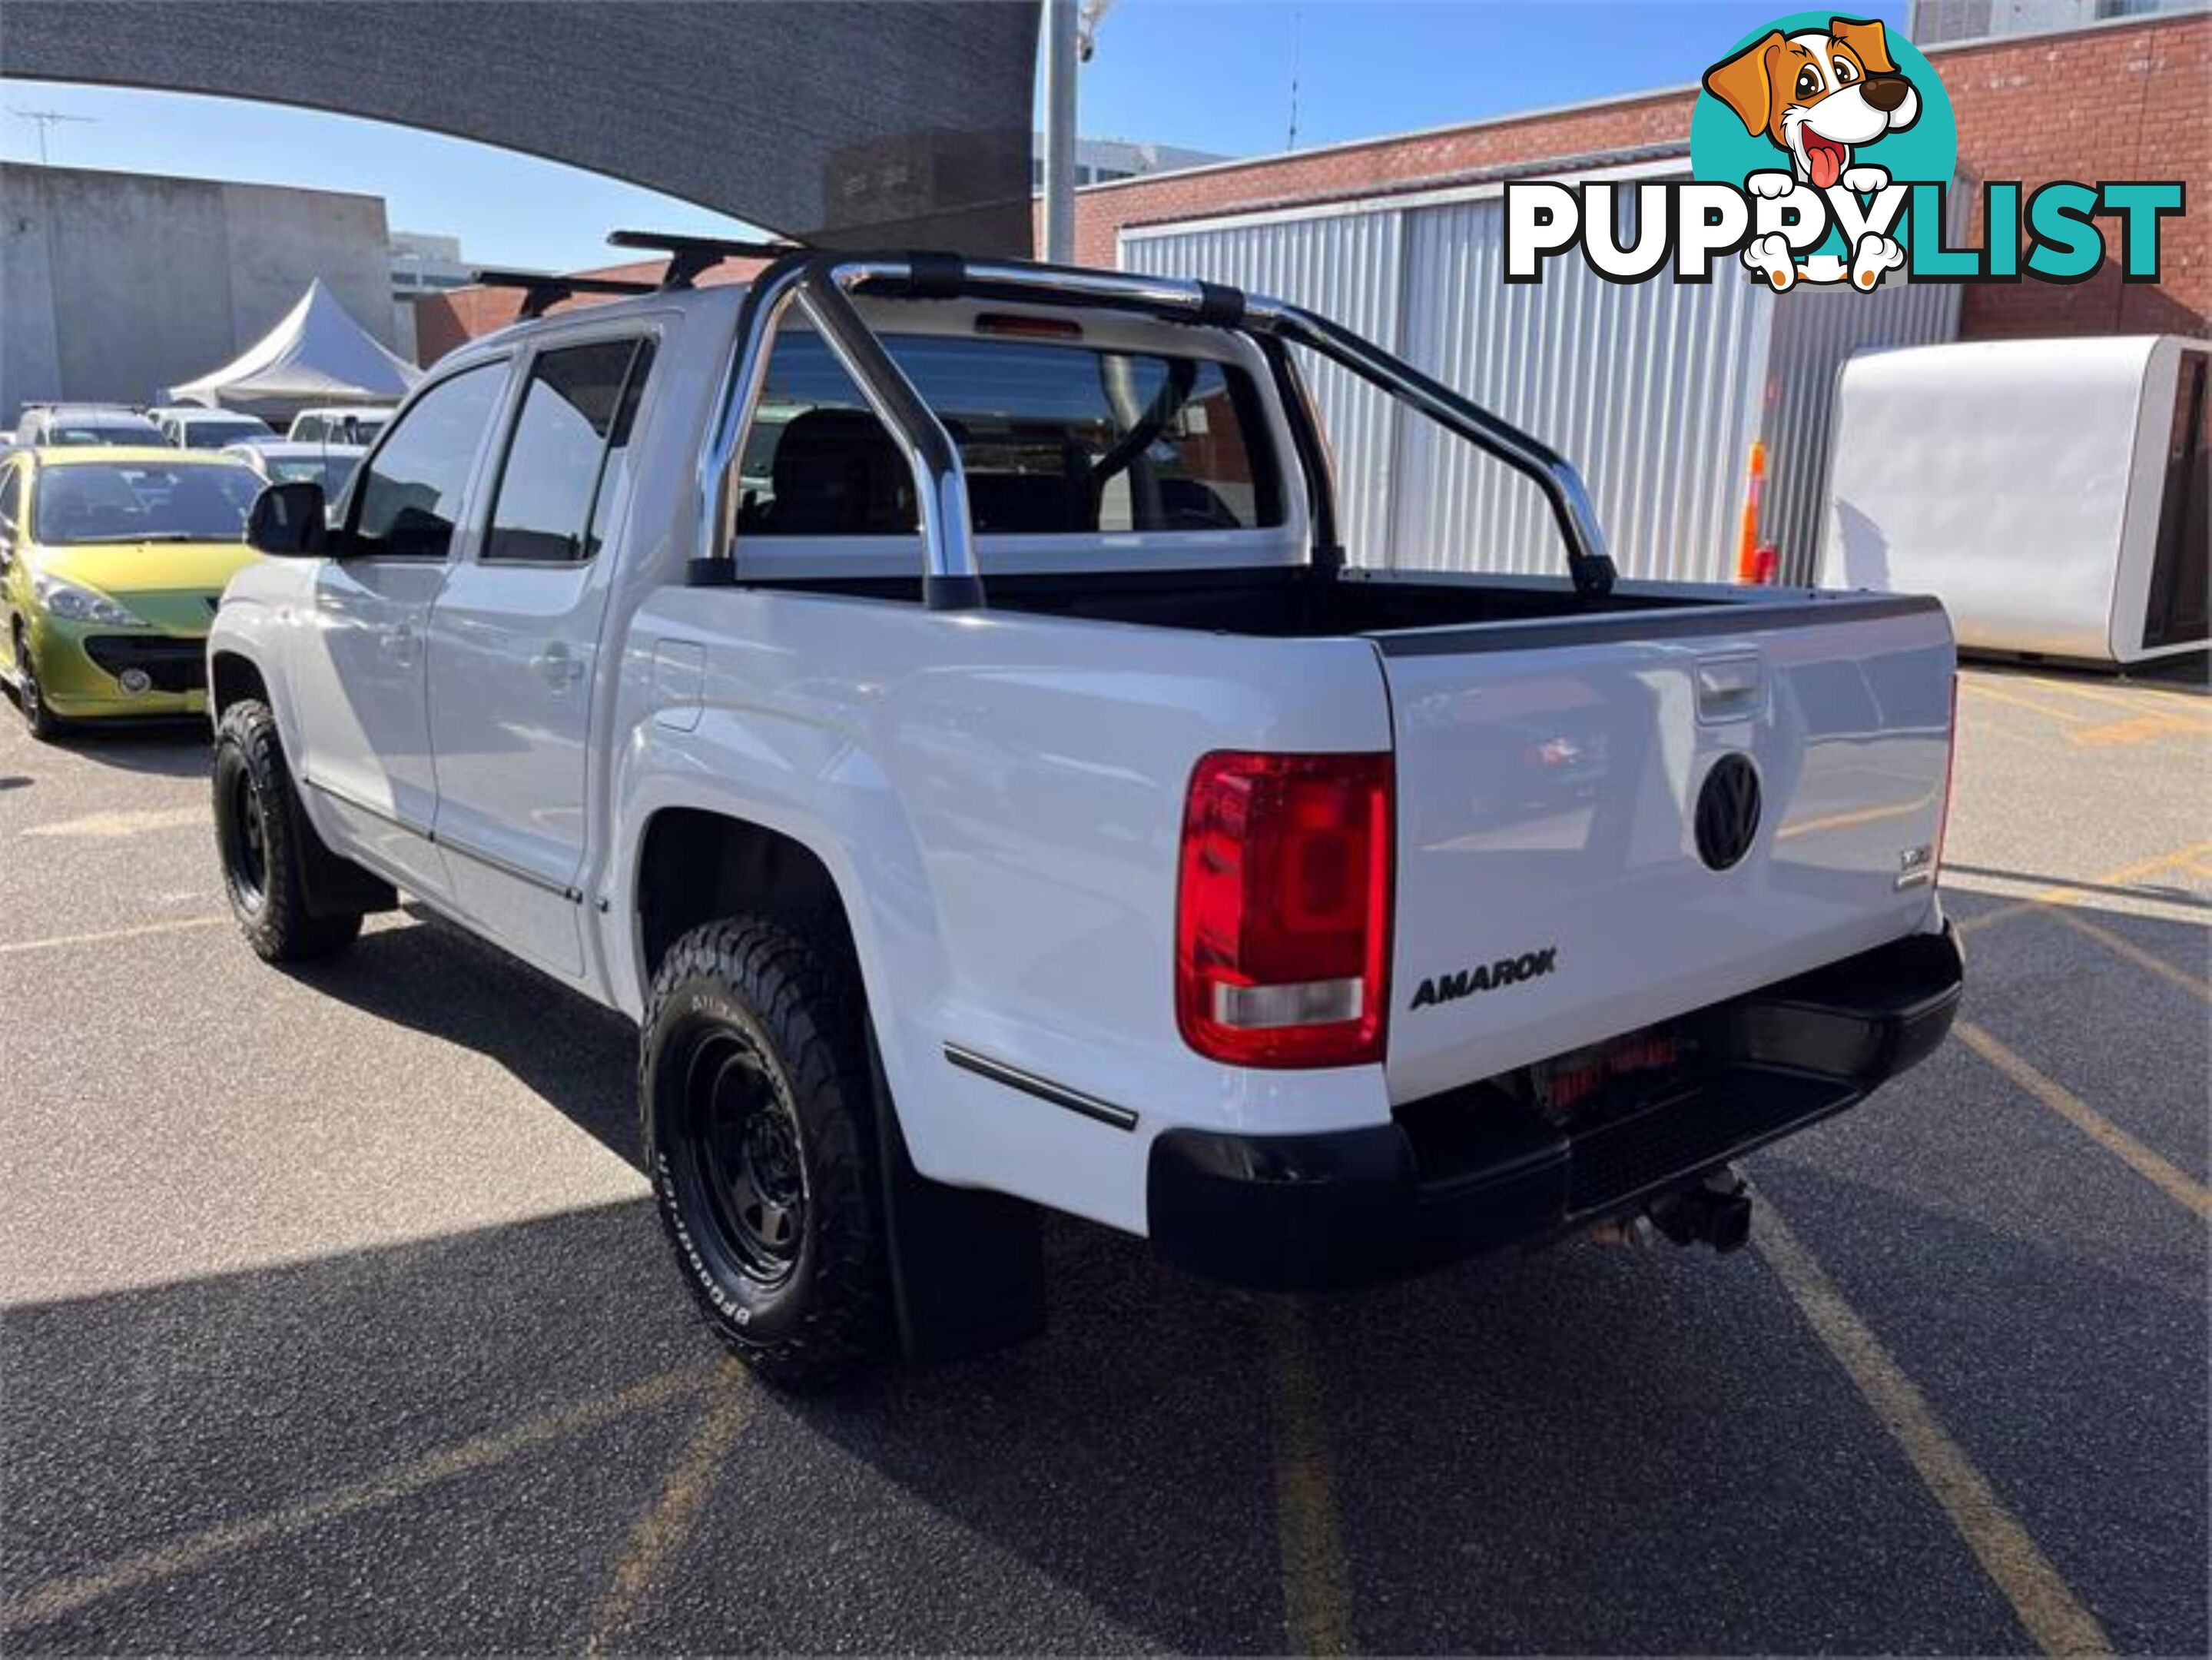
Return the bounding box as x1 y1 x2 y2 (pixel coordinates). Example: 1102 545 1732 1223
1958 679 2094 725
583 1364 750 1655
1263 1300 1355 1657
2020 676 2212 722
2049 909 2211 1002
0 915 230 957
1955 838 2212 937
2066 714 2197 749
1753 1198 2113 1658
1955 1021 2210 1221
0 1366 715 1632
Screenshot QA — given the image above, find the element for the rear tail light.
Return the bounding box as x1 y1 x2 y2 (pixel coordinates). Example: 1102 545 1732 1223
1935 671 1959 878
1176 751 1393 1068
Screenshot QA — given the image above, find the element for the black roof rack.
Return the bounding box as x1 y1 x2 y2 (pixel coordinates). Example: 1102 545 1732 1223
472 267 658 320
606 229 808 289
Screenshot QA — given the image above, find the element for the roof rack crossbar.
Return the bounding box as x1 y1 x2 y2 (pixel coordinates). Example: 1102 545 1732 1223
473 267 658 320
607 229 810 290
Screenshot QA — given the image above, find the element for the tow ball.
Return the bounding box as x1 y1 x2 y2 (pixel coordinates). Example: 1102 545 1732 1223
1588 1165 1753 1254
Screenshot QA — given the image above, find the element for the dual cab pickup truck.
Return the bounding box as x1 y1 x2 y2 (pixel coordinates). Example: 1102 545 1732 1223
211 241 1963 1387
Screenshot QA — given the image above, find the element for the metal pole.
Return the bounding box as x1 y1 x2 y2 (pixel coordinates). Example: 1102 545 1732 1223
1039 0 1078 262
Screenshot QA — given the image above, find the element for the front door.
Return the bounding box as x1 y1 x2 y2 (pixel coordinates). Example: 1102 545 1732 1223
290 361 508 898
425 334 656 980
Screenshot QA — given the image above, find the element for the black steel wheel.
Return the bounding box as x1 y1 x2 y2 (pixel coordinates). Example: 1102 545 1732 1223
212 699 362 962
224 757 272 913
642 918 890 1389
680 1032 809 1287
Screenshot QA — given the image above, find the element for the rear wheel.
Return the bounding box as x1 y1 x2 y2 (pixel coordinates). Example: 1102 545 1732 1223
212 699 362 961
11 622 63 742
641 919 890 1389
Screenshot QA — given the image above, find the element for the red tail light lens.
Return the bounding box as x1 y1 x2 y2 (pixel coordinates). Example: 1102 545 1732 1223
1176 751 1393 1068
1935 671 1959 878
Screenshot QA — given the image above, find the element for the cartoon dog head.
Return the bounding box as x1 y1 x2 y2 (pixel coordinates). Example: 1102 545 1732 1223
1703 17 1920 191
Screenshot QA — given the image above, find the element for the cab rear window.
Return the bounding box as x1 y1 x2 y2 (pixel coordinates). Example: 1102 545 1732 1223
735 332 1282 539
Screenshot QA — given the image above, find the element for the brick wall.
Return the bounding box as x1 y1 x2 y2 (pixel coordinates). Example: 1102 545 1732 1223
411 255 758 364
1074 12 2207 340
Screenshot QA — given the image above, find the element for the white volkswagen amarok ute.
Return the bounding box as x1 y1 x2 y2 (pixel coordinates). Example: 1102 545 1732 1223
207 235 1963 1387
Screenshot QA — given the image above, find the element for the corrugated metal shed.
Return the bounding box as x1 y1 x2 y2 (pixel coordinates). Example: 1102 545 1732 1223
1122 161 1959 586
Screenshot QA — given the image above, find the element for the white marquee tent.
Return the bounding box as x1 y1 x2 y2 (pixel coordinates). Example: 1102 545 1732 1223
164 280 420 416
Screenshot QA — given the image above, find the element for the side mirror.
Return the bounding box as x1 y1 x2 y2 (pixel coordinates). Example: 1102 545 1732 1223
247 480 329 556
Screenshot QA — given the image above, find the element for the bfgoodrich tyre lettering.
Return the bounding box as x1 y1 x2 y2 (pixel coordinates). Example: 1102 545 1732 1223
639 918 890 1389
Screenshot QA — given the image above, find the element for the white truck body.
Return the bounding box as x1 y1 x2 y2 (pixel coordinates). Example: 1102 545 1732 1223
1820 335 2208 667
208 249 1962 1363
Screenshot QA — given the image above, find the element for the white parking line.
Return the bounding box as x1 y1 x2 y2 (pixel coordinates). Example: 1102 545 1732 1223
21 806 207 839
0 916 230 957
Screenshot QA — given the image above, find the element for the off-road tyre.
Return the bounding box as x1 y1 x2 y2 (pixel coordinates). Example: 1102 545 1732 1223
641 919 891 1389
12 622 64 742
212 699 363 962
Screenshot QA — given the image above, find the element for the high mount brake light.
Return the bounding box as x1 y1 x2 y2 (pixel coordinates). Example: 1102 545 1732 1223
975 312 1084 340
1176 751 1393 1068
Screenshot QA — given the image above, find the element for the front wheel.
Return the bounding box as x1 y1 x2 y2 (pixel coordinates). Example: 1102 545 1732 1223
12 623 63 742
641 919 890 1389
212 699 363 962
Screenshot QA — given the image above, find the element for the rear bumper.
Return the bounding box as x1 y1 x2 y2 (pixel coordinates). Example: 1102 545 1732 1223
1147 923 1963 1291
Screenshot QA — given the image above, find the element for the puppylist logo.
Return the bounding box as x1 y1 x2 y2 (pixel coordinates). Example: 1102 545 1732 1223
1505 12 2185 294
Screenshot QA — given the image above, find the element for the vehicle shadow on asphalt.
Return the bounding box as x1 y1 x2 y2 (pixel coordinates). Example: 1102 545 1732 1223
28 722 211 779
282 910 644 1166
43 891 2188 1652
21 1160 2191 1652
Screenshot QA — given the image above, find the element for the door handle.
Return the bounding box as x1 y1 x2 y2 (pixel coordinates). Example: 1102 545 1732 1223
532 643 585 689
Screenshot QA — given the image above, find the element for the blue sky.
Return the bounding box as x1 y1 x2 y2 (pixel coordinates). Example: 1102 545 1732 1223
0 0 1904 272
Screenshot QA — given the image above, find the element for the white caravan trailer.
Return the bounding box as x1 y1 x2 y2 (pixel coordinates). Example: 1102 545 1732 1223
1820 336 2208 668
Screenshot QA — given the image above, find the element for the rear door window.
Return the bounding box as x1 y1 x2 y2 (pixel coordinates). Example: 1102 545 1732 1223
483 337 655 563
736 331 1280 539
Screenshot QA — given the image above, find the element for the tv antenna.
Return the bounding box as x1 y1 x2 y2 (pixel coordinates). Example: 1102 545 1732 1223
9 107 96 167
1287 9 1302 151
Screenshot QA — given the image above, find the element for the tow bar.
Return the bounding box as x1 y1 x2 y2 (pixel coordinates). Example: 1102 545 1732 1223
1588 1165 1753 1254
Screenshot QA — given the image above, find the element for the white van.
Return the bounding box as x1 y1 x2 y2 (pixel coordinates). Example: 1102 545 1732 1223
285 406 396 447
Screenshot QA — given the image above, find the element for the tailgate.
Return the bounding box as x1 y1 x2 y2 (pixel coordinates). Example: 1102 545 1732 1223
1378 595 1955 1104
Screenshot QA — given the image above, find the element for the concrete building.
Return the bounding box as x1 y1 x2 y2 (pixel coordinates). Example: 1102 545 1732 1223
389 230 496 363
0 163 400 427
1029 136 1228 191
389 231 481 301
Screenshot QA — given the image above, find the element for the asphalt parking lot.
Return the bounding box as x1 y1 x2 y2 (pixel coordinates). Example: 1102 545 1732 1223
1 662 2204 1656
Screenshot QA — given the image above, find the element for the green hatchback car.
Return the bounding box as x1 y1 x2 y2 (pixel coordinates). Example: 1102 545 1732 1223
0 447 264 739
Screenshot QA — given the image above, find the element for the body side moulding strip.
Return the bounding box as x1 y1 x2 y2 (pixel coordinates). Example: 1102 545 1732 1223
943 1044 1141 1132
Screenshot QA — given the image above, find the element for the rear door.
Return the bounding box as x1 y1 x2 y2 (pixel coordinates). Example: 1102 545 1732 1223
424 331 655 980
1378 596 1955 1103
